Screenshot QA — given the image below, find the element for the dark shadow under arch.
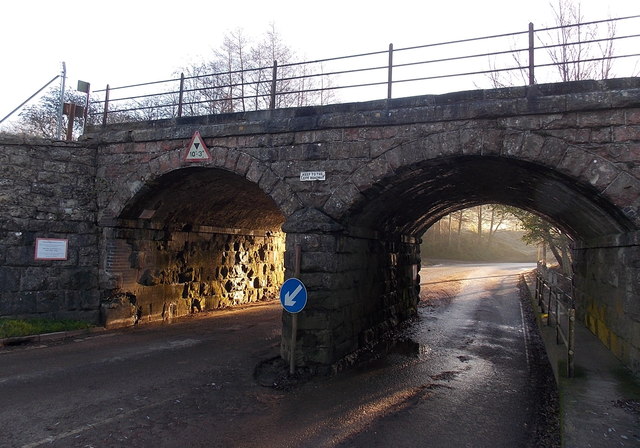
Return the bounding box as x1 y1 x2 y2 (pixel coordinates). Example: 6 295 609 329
345 156 636 241
119 167 284 230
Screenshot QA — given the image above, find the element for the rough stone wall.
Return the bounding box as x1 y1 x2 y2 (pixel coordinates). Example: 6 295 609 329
0 134 99 322
574 231 640 376
282 211 420 370
101 224 284 328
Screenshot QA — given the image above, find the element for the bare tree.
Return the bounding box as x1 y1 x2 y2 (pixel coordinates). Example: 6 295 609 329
543 0 616 81
484 0 619 88
8 87 89 139
173 24 335 115
216 28 250 113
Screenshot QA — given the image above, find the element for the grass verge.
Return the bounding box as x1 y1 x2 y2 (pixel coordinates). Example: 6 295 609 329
0 318 93 339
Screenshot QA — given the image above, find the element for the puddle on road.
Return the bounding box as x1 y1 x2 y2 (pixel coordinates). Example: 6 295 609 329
255 337 433 390
353 337 433 372
387 338 431 358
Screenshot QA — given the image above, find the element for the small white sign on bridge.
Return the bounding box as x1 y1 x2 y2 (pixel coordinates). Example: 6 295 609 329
300 171 326 181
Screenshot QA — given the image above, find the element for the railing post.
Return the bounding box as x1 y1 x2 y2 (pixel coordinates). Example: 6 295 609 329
535 273 541 307
568 307 576 377
528 22 535 85
555 294 561 344
177 73 185 118
270 60 278 110
547 286 552 325
102 84 110 126
387 43 394 99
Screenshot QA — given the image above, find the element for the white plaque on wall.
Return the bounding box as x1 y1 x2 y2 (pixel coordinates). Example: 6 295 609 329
35 238 69 260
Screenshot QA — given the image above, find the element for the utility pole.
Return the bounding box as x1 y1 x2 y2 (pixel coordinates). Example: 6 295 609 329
56 62 66 140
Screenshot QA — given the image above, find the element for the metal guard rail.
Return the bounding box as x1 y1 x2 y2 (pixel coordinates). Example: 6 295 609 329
534 266 576 377
88 15 640 126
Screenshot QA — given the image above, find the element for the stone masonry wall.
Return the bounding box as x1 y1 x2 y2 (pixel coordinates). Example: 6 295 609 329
283 214 420 370
87 79 640 370
0 134 100 322
574 231 640 376
101 224 285 328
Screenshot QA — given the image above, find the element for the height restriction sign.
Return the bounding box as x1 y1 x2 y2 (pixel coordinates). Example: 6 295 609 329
184 131 211 162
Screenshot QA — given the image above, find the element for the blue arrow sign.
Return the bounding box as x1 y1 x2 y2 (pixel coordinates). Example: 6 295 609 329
280 278 307 313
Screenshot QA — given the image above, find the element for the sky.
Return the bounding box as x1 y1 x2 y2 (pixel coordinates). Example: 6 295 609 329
0 0 637 123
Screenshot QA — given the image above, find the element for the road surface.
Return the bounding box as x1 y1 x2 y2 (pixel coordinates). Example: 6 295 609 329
0 262 559 447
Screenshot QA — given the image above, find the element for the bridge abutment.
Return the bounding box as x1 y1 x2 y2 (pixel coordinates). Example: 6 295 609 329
0 135 101 323
281 209 420 370
574 231 640 375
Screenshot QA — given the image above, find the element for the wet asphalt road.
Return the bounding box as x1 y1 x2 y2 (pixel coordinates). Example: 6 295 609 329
0 262 559 448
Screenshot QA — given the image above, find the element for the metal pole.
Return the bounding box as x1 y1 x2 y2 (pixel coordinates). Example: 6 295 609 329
56 62 66 140
82 84 90 134
547 287 552 326
555 295 561 344
102 84 110 126
528 22 535 85
387 43 394 99
270 60 278 110
568 307 576 377
65 103 75 141
535 274 541 306
290 243 301 375
177 73 185 118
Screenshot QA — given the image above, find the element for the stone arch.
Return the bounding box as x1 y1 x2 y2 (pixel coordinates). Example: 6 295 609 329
304 134 639 374
101 145 302 223
323 131 639 236
98 145 296 328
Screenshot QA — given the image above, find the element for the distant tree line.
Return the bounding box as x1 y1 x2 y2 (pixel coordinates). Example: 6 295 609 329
422 204 573 271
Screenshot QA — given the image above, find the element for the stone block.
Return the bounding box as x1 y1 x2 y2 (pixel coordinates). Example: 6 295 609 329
0 294 12 316
19 267 48 291
0 267 20 292
300 252 339 273
245 159 264 184
12 292 37 315
101 300 137 329
580 157 619 192
603 172 640 207
613 125 640 142
234 153 252 175
36 291 62 314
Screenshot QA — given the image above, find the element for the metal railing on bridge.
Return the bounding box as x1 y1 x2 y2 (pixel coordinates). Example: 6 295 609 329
535 262 576 378
89 15 640 126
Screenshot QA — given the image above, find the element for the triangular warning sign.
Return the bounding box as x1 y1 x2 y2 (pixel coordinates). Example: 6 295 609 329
184 131 211 162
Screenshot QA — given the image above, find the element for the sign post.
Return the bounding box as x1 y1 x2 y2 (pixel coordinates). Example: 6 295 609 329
280 244 305 374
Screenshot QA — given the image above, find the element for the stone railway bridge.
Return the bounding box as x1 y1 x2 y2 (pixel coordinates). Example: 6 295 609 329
1 79 639 376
